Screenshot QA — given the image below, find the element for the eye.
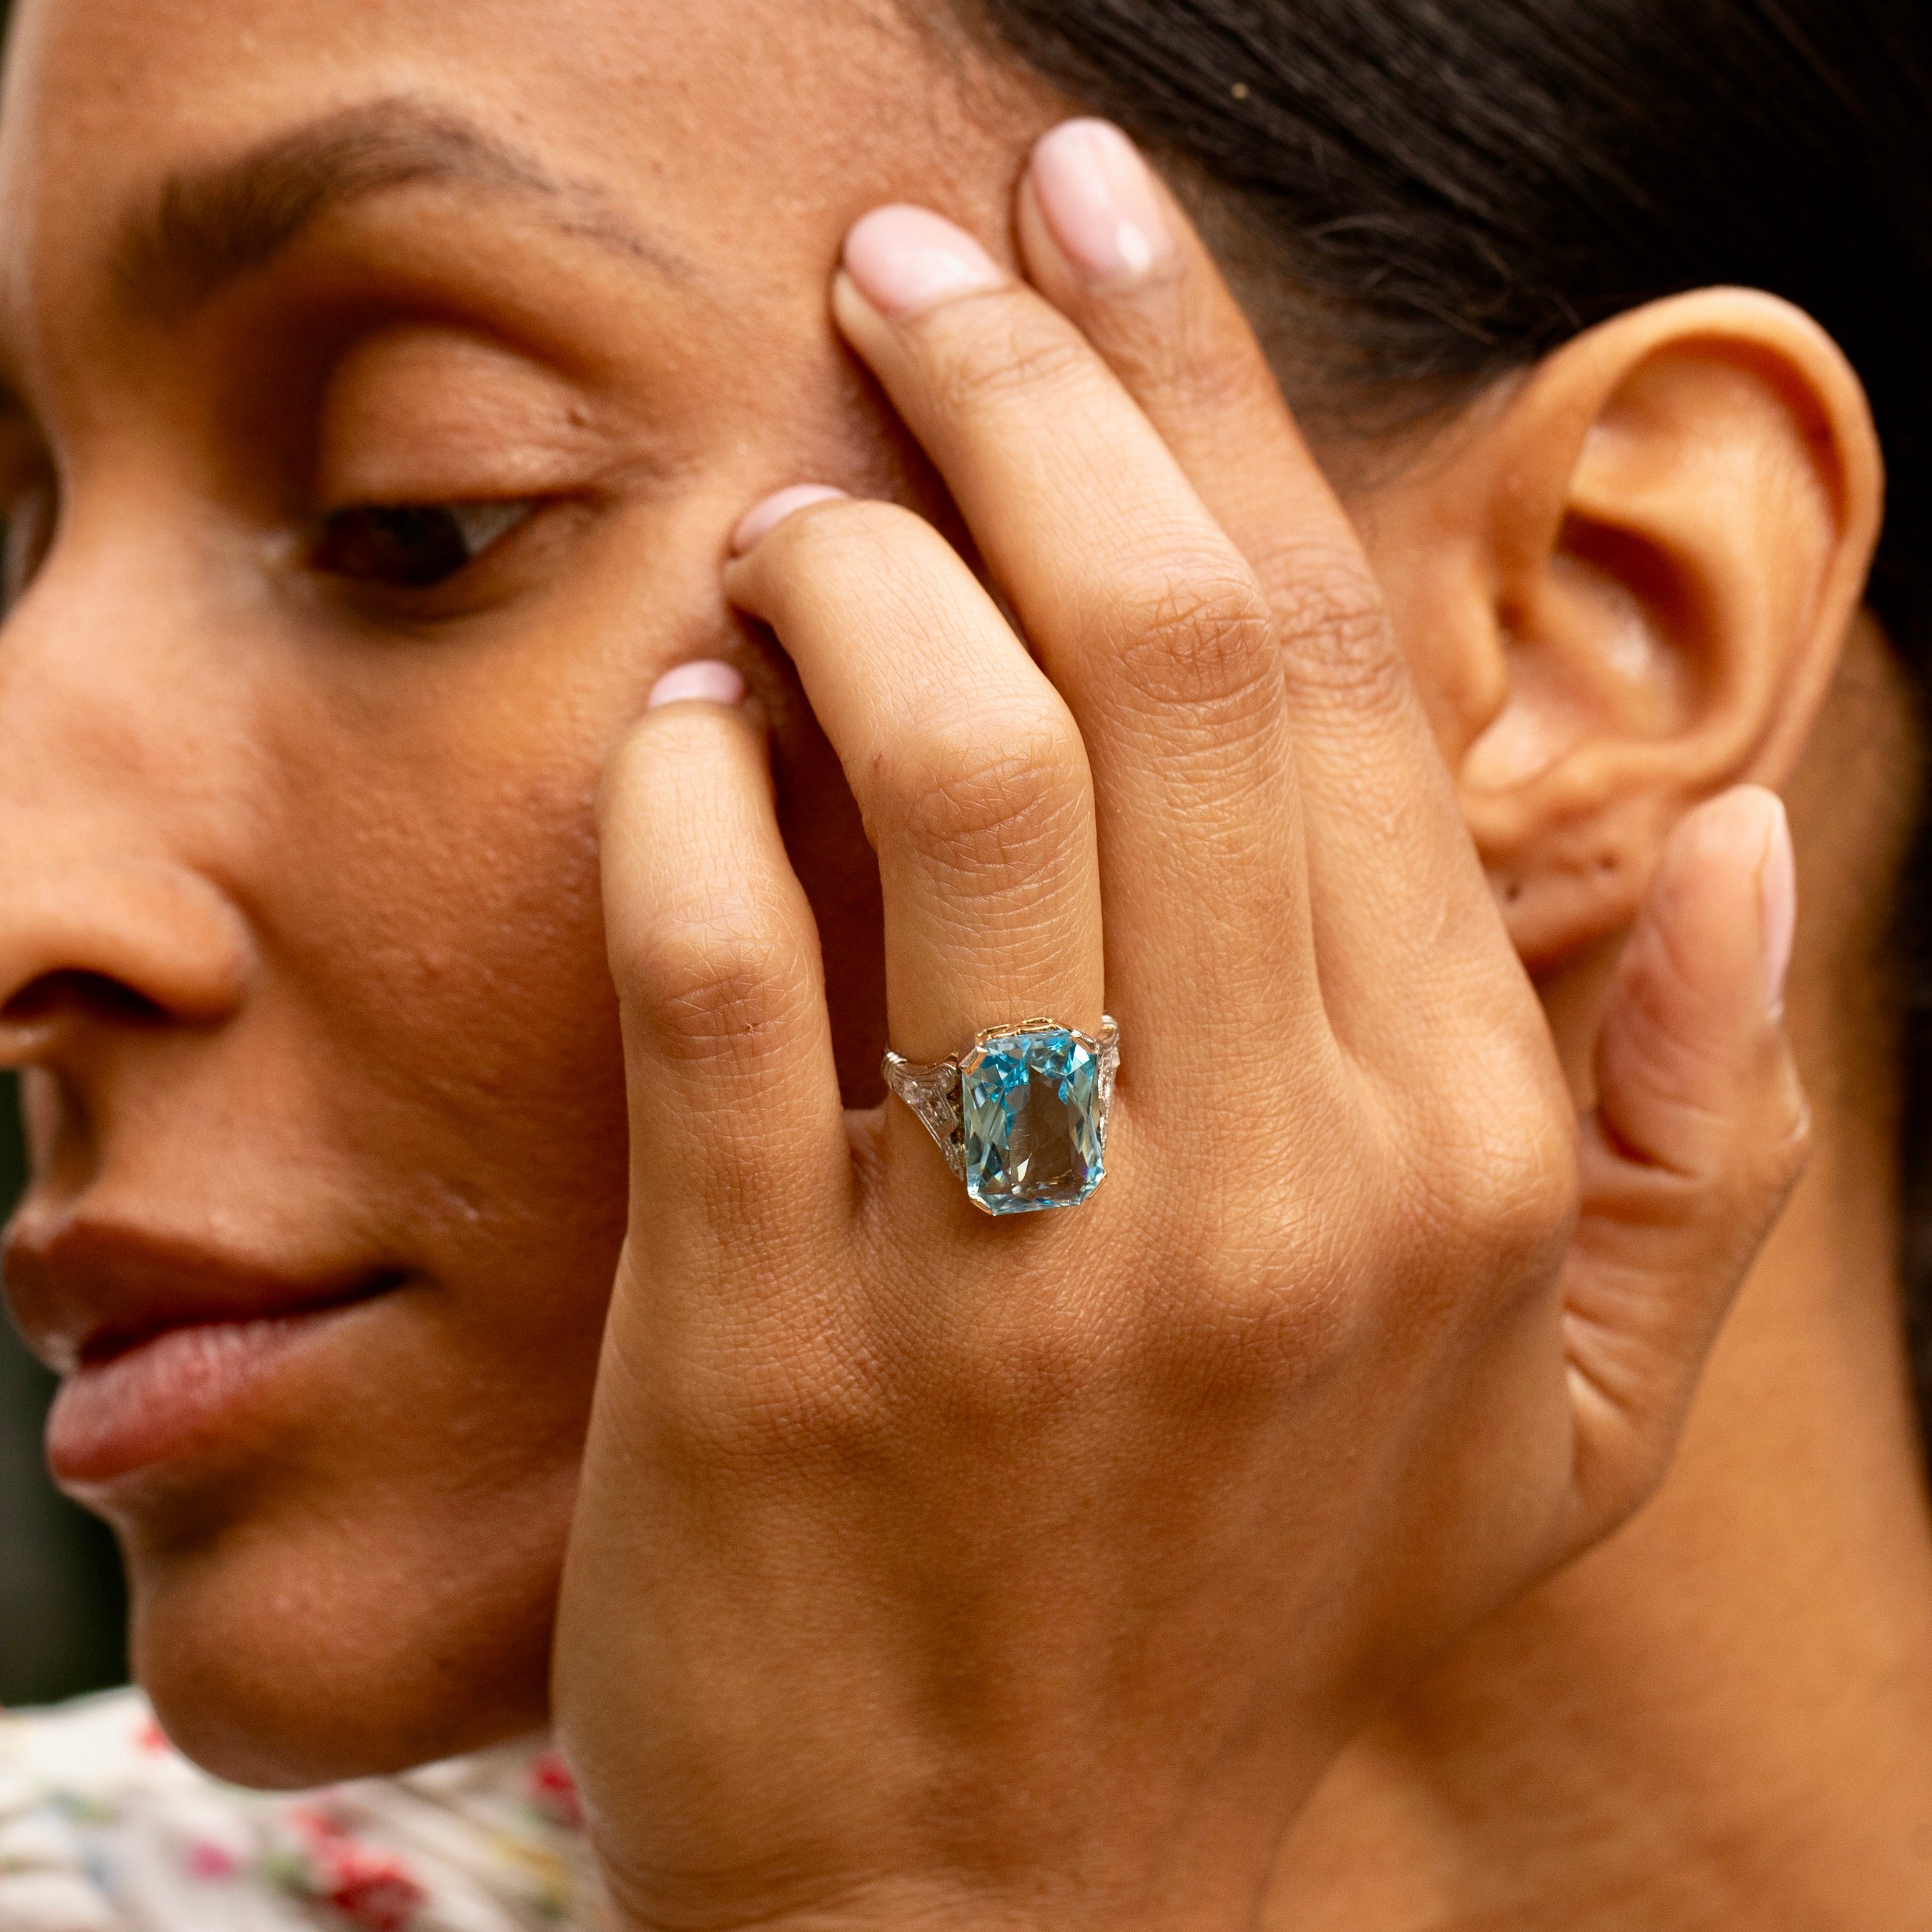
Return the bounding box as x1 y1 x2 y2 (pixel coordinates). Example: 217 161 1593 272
310 500 536 589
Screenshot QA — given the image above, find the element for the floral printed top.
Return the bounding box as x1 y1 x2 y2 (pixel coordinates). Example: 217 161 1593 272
0 1688 611 1931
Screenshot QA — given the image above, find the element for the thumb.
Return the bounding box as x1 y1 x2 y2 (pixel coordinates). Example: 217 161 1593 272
1563 784 1810 1538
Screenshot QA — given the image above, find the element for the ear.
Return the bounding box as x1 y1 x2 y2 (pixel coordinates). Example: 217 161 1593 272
1355 290 1883 972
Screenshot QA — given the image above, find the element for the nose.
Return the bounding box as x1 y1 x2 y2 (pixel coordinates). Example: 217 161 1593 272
0 558 255 1072
0 830 252 1067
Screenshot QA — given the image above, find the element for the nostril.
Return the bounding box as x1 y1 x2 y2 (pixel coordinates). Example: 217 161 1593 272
2 969 168 1028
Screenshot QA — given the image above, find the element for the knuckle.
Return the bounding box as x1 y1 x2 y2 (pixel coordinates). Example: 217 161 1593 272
1254 538 1403 708
1115 313 1261 423
1482 1111 1584 1258
1405 1077 1580 1297
1108 550 1279 711
624 894 804 1067
925 305 1098 418
1472 1086 1580 1236
888 712 1088 878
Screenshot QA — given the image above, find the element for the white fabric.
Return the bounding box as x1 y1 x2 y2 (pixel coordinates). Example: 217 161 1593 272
0 1689 608 1931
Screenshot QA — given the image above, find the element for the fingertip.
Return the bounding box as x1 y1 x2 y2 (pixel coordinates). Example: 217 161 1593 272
841 204 1004 319
1026 118 1176 289
730 486 850 558
603 668 767 859
647 659 747 710
1593 786 1803 1182
1663 784 1793 1017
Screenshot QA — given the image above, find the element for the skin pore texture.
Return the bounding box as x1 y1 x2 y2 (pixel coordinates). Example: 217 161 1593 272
0 1 1925 1927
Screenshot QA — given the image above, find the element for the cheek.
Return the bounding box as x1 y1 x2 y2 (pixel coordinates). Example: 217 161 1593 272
282 714 636 1375
113 691 639 1775
260 631 639 1238
288 754 631 1250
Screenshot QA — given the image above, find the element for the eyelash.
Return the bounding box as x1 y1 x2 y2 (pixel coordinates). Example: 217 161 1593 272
309 499 539 590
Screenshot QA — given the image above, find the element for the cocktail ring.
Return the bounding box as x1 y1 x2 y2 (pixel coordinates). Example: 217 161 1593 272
882 1015 1120 1215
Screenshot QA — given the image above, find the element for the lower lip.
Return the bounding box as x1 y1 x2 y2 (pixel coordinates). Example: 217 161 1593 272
46 1304 377 1490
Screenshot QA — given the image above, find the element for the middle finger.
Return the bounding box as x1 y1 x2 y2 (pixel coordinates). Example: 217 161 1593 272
832 207 1325 1098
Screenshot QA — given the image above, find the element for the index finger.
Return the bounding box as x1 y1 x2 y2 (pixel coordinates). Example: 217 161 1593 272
1012 121 1510 1038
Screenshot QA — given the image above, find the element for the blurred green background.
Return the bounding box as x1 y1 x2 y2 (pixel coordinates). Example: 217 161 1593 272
0 1068 129 1705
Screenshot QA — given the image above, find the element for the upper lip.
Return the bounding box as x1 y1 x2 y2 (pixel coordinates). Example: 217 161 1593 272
4 1212 401 1375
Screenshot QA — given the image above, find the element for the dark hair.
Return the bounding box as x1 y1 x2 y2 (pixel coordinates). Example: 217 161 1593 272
940 0 1932 1470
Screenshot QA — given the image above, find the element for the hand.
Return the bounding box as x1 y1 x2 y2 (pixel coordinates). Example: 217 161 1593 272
553 122 1807 1932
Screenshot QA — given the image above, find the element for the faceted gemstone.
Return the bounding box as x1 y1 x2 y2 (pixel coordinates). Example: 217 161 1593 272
959 1025 1106 1215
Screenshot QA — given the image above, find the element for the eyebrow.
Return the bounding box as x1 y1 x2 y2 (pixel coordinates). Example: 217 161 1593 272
113 97 689 316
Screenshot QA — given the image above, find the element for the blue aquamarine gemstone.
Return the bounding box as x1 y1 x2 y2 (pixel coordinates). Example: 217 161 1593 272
959 1025 1105 1215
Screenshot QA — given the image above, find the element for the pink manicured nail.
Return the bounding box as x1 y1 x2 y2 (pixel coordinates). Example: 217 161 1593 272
1758 792 1796 1015
646 660 746 709
731 485 848 556
842 205 1003 318
1030 120 1175 286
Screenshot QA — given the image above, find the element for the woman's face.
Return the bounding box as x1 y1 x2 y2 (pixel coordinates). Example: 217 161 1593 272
0 0 1053 1782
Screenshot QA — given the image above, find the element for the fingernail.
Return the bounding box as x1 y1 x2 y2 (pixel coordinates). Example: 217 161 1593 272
731 484 847 556
1029 119 1175 287
1758 792 1796 1015
842 205 1003 318
647 660 746 709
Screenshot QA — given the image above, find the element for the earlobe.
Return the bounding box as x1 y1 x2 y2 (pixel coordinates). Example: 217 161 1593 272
1368 290 1883 972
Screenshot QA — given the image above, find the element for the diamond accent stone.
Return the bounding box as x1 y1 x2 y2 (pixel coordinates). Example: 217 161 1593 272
959 1022 1108 1215
882 1050 966 1179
